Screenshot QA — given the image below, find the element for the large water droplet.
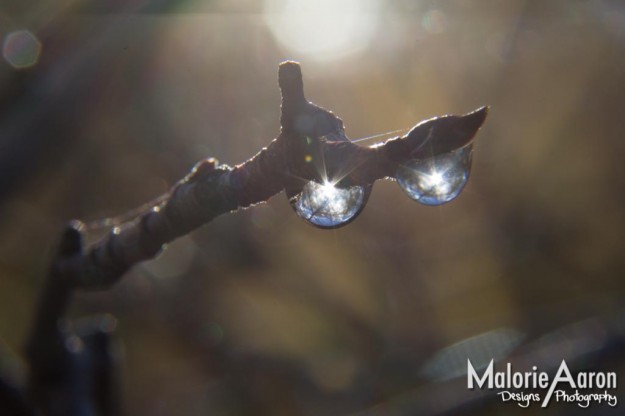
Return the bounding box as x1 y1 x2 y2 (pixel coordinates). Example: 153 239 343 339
289 181 370 228
396 145 473 206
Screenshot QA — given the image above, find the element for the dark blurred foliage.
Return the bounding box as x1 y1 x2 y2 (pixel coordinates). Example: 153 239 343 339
1 0 625 415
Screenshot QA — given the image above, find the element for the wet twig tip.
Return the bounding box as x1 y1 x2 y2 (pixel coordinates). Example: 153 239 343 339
463 105 489 131
278 60 306 108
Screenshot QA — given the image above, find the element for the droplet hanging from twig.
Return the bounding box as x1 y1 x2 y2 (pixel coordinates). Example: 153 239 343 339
289 181 370 228
396 144 473 206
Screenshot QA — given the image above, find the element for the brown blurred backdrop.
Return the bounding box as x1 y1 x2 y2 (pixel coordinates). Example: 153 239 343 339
1 0 625 415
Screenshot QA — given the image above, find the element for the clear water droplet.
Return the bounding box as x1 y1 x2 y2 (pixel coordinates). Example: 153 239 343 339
290 181 369 228
396 145 473 206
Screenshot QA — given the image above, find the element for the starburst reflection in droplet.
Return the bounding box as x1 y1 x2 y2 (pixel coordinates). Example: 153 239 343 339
291 180 368 228
396 145 473 206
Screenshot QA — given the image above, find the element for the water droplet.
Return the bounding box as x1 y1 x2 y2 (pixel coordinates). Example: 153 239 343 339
396 145 473 205
289 180 370 228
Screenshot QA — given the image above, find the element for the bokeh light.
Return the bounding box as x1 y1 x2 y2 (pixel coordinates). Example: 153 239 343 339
263 0 381 61
2 30 42 69
421 9 447 35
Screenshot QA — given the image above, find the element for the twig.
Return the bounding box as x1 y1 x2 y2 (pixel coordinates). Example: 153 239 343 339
56 61 487 290
25 61 487 414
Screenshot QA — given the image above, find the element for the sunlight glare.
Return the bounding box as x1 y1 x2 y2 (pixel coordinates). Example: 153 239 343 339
263 0 381 61
323 181 347 213
422 169 451 195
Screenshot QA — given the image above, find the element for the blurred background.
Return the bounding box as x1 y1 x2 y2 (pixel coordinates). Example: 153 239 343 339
1 0 625 414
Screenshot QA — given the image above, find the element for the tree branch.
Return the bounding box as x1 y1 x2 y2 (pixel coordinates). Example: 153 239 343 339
53 61 488 289
25 60 487 415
